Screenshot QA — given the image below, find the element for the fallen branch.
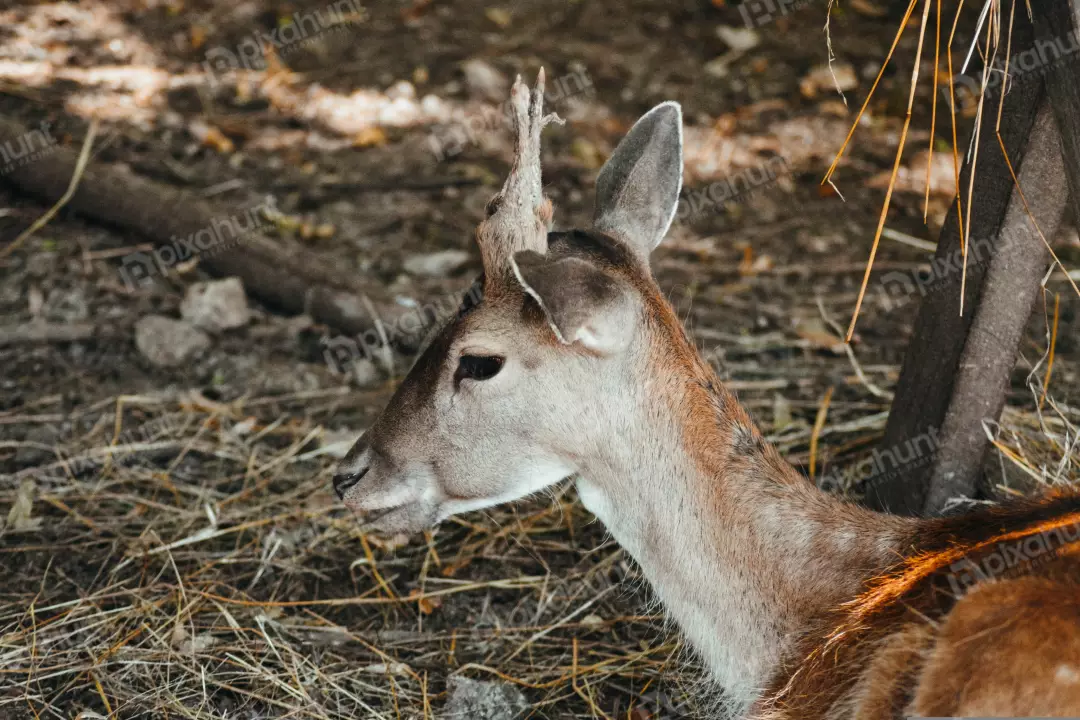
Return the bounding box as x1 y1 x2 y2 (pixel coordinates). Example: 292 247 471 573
0 116 413 344
0 322 106 347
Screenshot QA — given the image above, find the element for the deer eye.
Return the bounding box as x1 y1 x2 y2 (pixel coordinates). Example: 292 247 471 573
455 354 504 382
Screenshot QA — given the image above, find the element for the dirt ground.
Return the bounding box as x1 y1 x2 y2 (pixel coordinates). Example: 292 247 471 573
1 0 1079 718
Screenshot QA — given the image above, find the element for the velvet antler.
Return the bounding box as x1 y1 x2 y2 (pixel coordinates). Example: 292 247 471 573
475 69 563 281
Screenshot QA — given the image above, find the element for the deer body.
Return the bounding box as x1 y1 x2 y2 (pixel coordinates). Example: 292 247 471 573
334 73 1080 717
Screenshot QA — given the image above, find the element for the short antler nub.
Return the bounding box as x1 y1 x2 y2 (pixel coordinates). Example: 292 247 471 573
476 69 563 279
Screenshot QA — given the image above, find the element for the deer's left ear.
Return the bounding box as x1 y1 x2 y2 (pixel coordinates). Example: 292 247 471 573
511 250 639 354
593 101 683 258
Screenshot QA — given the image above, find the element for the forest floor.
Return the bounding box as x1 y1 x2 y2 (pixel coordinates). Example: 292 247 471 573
1 0 1079 718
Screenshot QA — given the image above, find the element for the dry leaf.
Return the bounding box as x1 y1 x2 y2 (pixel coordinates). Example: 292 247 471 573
772 394 793 431
817 100 850 117
716 25 760 53
5 480 41 532
795 317 845 354
818 182 838 198
800 62 858 99
189 120 234 153
737 245 773 275
353 127 387 148
362 662 412 675
485 7 511 27
408 588 442 615
867 149 957 197
366 531 411 551
737 244 755 275
299 223 336 240
401 0 433 22
189 25 207 49
851 0 888 16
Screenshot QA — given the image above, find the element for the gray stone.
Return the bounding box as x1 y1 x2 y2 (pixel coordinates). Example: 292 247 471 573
461 59 509 103
180 278 250 332
15 426 58 466
441 677 528 720
352 358 382 387
44 287 89 322
135 315 210 368
403 249 471 277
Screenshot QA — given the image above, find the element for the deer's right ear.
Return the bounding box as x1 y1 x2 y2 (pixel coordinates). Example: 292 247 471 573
593 102 683 258
511 250 638 355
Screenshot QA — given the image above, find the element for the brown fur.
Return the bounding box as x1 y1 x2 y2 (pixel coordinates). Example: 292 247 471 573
914 572 1080 716
627 261 1080 717
340 91 1080 716
753 507 1080 719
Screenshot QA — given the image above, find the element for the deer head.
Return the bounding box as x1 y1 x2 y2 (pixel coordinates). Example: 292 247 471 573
333 71 686 535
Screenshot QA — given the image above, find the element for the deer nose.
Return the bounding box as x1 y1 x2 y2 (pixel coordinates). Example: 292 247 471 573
333 466 368 499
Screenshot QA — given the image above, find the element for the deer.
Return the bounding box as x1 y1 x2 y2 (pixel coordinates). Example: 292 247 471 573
332 71 1080 718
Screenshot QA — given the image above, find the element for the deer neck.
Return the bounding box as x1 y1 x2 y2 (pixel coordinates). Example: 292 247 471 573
573 310 916 707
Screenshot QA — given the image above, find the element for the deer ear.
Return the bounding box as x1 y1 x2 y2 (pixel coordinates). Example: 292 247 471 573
593 101 683 257
511 250 638 354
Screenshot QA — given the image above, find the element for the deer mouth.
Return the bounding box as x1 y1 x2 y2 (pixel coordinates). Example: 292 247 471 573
355 500 438 535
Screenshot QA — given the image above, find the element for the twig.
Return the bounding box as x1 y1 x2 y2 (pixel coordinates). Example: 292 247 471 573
809 386 835 480
1040 291 1059 410
0 322 104 347
924 0 942 220
0 120 99 261
823 0 920 184
846 0 933 340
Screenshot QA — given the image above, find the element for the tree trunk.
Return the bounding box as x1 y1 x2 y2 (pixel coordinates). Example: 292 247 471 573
865 13 1057 514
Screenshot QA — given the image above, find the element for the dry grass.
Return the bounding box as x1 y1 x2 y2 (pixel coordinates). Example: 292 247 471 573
2 357 1077 718
4 2 1080 718
0 389 707 719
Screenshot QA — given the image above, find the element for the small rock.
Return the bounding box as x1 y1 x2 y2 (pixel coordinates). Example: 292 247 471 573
441 677 528 720
483 7 512 28
4 479 40 532
352 357 382 387
386 80 417 101
15 426 57 467
704 56 733 79
461 59 509 103
715 25 761 53
403 249 471 277
44 287 88 322
180 278 250 332
135 315 210 368
25 252 56 278
800 62 858 99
